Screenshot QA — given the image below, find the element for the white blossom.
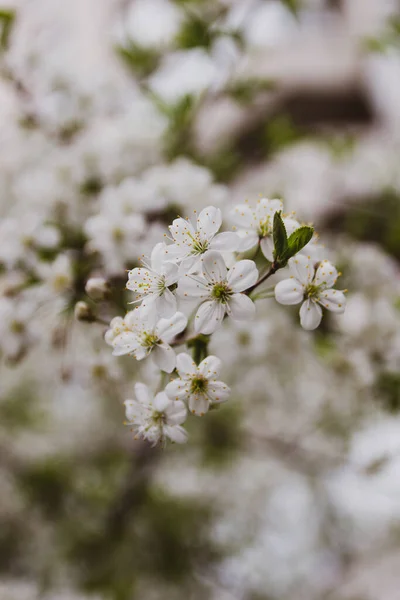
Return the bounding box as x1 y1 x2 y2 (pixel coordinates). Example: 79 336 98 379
274 256 346 330
168 206 239 273
107 308 187 373
178 251 258 334
126 242 178 317
125 383 188 445
165 353 230 416
231 198 298 260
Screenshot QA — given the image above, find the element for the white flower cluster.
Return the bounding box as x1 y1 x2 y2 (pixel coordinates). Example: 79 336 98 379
105 199 347 446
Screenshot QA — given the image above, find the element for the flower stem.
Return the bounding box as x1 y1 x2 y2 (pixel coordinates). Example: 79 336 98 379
246 261 280 295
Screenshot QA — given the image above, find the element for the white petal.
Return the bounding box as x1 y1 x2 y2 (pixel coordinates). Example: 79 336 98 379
259 236 274 261
169 217 196 247
134 382 152 406
288 255 314 285
163 261 179 286
124 308 143 329
207 381 230 403
198 355 221 379
300 299 322 330
153 391 170 412
112 332 139 356
209 232 240 252
201 250 227 284
230 204 256 228
164 424 188 444
227 259 258 292
156 312 187 343
126 268 156 294
274 278 304 305
177 255 198 276
226 293 256 320
255 198 283 221
133 346 150 361
177 274 209 298
317 289 346 313
165 400 187 425
188 393 209 416
314 260 338 288
156 289 177 317
153 343 176 373
283 218 300 236
124 399 145 423
176 352 198 378
165 378 190 400
150 242 167 273
197 206 222 241
236 229 259 252
194 300 225 334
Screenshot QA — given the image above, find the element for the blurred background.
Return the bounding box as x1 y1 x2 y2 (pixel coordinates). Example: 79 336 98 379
0 0 400 599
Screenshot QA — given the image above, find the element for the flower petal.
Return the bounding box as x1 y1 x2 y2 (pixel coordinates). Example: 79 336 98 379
259 236 274 261
155 289 177 317
188 393 209 416
164 424 188 443
201 250 227 284
197 206 222 241
134 382 152 406
230 204 256 228
194 299 225 334
226 293 256 320
112 332 139 356
317 288 346 313
207 381 230 403
227 259 258 292
165 378 190 400
150 242 167 274
283 217 300 236
198 355 221 379
153 391 170 412
255 198 283 222
314 260 338 288
236 229 259 252
124 399 144 423
169 217 196 247
177 274 209 298
165 400 187 425
300 299 322 330
288 255 314 285
209 232 240 252
152 343 176 373
156 312 187 343
176 352 198 378
274 278 304 305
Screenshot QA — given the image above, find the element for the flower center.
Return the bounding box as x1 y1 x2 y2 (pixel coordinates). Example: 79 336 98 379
156 276 167 295
142 332 160 348
304 284 320 299
190 234 209 255
258 217 271 238
211 283 232 304
190 376 208 394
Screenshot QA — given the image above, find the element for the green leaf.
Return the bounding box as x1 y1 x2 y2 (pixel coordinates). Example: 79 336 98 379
273 211 288 262
283 226 314 260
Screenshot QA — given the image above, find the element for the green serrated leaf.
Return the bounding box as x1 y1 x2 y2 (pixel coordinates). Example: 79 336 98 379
273 211 288 262
282 226 314 261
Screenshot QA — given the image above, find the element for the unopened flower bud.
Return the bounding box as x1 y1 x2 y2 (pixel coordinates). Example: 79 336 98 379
85 277 110 301
74 301 96 322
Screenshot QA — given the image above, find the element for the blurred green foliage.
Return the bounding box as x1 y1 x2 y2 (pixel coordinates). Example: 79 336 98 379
324 190 400 261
